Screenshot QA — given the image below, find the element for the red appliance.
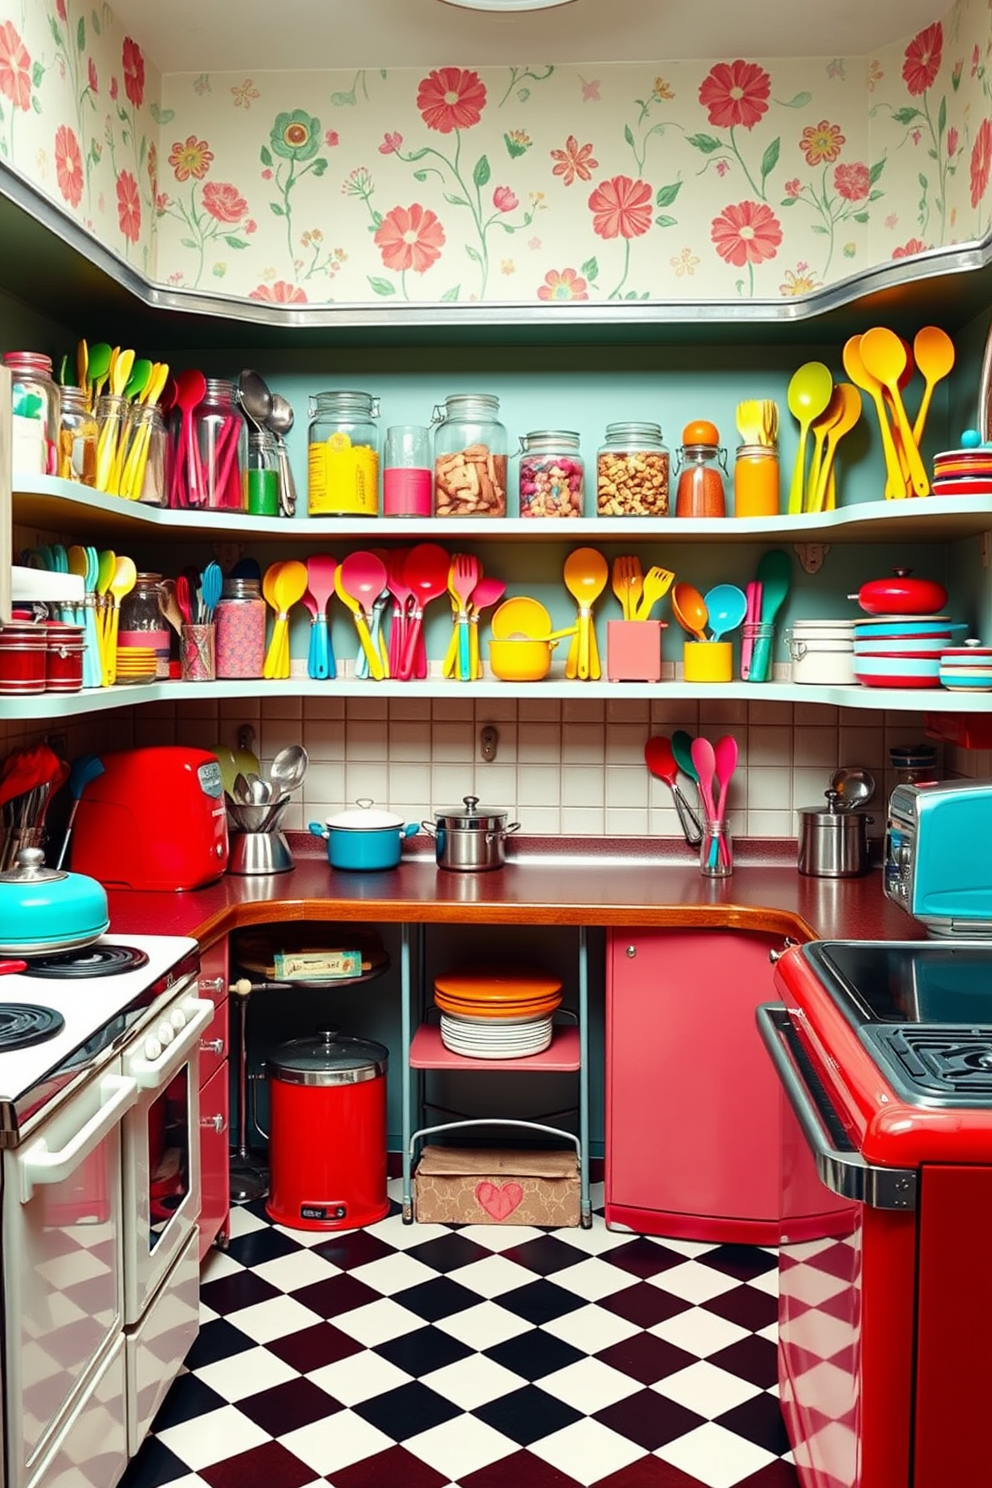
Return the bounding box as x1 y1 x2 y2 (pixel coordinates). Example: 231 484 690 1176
758 939 992 1488
70 747 228 890
266 1030 389 1231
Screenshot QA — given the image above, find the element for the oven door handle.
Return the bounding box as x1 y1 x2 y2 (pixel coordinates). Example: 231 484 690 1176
17 1073 139 1203
127 998 215 1090
756 1003 918 1212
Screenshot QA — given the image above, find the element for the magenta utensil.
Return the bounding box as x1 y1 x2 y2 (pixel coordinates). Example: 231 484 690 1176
402 542 451 681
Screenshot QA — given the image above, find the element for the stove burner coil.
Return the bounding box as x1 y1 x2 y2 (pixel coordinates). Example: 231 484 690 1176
0 1004 65 1049
22 944 150 979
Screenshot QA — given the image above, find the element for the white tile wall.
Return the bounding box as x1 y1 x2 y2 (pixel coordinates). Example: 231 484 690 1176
1 695 979 843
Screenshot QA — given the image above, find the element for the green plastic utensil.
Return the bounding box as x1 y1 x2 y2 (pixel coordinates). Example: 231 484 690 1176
748 549 791 683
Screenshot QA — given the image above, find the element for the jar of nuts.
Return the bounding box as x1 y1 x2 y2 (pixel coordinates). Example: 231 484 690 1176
308 389 380 516
596 422 670 517
518 430 584 518
432 393 508 517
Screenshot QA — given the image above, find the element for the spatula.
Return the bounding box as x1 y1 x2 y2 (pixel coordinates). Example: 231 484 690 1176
644 736 702 845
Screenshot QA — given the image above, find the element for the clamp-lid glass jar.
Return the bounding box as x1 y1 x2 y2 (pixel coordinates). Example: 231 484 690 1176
675 420 728 517
518 430 583 518
308 390 380 516
596 422 669 516
433 393 508 517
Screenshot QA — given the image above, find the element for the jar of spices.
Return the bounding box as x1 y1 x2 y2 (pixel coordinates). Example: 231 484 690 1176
56 386 98 486
3 351 59 476
518 430 584 518
734 443 779 517
432 393 508 517
308 390 380 516
596 422 669 516
193 378 246 511
675 420 728 518
215 577 266 679
118 573 170 678
245 429 281 517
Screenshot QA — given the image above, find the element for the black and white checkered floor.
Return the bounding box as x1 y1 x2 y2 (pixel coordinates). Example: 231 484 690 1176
121 1180 799 1488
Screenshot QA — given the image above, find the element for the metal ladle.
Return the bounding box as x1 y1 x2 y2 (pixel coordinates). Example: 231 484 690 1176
267 393 298 518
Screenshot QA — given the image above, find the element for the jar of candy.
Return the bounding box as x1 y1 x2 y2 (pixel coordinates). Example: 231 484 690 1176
596 422 669 516
193 377 246 511
518 430 584 518
119 573 170 678
675 420 728 518
734 443 779 517
245 429 281 517
432 393 508 517
215 577 266 679
308 390 380 516
56 386 98 486
4 351 59 476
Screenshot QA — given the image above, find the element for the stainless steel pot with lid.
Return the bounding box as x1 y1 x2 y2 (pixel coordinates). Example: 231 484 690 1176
797 790 873 878
422 795 521 871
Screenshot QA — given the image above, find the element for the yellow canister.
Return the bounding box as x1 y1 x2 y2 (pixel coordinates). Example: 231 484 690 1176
683 640 733 682
308 390 380 516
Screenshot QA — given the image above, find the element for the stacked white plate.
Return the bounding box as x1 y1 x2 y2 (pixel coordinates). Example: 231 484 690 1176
439 1012 554 1059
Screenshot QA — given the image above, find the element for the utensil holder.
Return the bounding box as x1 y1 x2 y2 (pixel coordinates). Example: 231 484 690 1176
699 817 733 877
683 640 732 683
607 621 665 682
181 623 216 681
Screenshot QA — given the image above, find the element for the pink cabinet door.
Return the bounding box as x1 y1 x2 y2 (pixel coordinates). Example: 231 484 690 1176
605 928 850 1244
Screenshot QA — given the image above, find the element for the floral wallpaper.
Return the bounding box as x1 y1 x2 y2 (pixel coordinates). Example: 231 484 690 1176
0 0 990 306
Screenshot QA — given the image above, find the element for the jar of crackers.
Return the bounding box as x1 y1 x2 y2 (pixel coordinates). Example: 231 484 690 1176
596 421 670 516
432 393 508 517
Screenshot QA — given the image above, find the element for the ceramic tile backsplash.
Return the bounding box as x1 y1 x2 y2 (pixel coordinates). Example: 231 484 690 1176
2 697 976 845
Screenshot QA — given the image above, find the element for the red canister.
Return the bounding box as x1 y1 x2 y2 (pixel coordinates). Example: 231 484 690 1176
266 1030 389 1231
44 622 86 693
0 624 47 694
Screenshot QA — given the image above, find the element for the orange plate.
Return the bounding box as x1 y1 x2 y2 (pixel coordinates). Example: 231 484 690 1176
434 966 563 1001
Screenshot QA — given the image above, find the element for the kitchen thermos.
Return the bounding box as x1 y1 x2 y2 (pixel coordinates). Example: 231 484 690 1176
798 789 873 878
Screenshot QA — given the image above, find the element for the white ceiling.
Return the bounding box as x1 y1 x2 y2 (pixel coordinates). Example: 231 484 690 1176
110 0 944 75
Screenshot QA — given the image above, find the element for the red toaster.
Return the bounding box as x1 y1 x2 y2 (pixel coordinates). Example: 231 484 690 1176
71 747 229 891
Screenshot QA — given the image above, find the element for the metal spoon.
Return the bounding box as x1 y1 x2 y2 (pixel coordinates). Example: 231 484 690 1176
267 393 298 517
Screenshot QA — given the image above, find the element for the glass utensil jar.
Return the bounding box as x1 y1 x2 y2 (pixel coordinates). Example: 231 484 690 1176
433 393 508 517
56 386 98 486
215 577 266 679
596 422 669 515
675 422 728 517
518 430 584 518
245 429 280 517
194 377 246 511
734 443 779 517
3 350 59 476
119 572 170 678
308 390 380 516
383 424 433 517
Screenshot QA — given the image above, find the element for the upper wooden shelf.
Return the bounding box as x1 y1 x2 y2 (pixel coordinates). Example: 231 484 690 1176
13 476 992 547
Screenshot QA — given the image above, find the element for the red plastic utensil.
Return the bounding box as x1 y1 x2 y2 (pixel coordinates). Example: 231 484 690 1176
402 543 451 681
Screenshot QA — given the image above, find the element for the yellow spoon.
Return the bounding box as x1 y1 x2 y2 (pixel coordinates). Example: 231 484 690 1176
912 325 956 448
786 361 834 515
859 327 930 496
563 547 608 681
842 335 905 500
809 382 862 512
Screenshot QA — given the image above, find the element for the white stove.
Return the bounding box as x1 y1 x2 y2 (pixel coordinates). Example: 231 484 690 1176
0 933 199 1147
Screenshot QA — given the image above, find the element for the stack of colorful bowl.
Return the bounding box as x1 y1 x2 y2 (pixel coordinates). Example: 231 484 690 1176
939 640 992 693
434 966 562 1059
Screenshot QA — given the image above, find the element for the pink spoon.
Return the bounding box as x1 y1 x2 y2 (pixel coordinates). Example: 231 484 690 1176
402 542 451 680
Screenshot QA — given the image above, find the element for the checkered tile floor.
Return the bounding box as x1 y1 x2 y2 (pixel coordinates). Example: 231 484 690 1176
120 1180 799 1488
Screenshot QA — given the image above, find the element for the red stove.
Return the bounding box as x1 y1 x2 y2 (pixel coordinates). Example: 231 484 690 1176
758 939 992 1488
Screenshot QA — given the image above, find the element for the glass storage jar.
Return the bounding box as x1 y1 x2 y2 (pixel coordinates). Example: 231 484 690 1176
193 377 246 511
596 422 669 516
675 421 728 517
308 390 380 516
245 429 280 517
215 577 266 679
56 386 98 486
432 393 508 517
118 572 170 678
4 350 59 476
518 430 584 518
734 443 779 517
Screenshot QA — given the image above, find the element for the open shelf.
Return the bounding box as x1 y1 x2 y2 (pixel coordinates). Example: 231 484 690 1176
409 1023 581 1073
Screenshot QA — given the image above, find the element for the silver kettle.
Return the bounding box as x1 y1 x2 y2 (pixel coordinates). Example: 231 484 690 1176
797 790 873 878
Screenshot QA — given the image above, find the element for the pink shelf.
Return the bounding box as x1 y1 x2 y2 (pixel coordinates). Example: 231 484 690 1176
409 1023 581 1072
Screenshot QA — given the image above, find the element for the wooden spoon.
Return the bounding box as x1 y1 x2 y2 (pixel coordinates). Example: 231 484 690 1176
563 547 609 680
912 325 955 448
859 327 929 496
809 382 861 513
786 361 834 515
842 335 906 500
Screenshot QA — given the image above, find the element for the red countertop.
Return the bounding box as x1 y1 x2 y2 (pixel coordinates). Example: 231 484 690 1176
104 835 925 950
